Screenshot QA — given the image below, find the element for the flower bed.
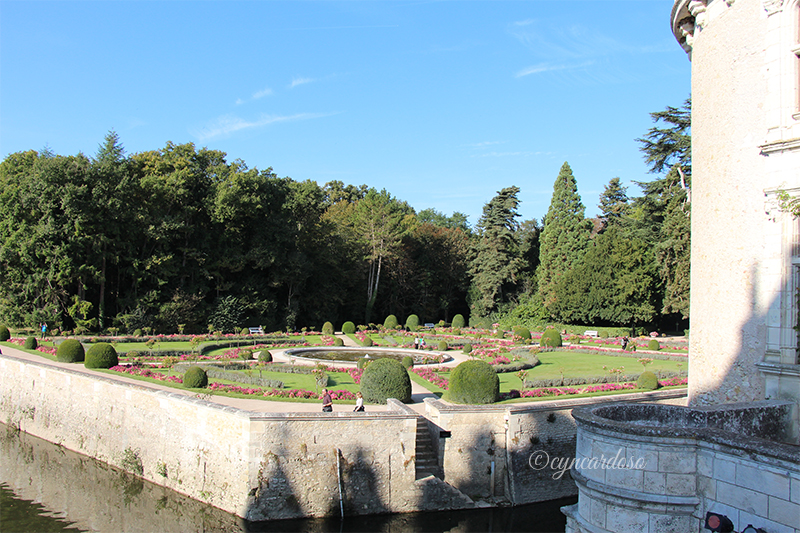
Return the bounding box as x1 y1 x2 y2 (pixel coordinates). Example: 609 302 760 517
411 367 449 390
110 364 183 383
8 337 58 357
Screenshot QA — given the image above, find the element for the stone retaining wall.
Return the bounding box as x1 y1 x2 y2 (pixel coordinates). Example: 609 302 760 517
0 351 688 520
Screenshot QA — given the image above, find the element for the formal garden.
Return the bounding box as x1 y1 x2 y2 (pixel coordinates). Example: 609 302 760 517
0 313 688 406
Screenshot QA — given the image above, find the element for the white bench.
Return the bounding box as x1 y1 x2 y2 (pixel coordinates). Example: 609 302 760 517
584 330 599 337
248 327 264 335
424 323 435 329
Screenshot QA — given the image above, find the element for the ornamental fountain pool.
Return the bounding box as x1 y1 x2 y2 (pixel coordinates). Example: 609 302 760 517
283 346 452 365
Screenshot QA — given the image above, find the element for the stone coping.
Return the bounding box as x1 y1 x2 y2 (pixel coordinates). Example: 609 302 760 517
570 468 700 510
571 400 800 464
423 388 688 413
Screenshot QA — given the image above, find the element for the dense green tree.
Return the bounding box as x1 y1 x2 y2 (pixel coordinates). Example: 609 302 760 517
416 208 470 232
468 186 524 317
549 225 659 328
634 99 692 322
537 163 592 316
598 177 630 230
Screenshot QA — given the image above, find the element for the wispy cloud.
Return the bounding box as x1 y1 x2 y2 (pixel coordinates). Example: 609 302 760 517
290 77 314 88
235 85 273 105
252 87 273 99
472 151 549 158
466 140 506 148
515 61 593 78
192 112 337 141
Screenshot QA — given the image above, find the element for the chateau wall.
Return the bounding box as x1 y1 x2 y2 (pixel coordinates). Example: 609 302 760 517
688 0 773 406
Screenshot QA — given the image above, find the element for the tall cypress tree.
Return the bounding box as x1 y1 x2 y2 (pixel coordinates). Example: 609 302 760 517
537 162 591 315
468 186 524 318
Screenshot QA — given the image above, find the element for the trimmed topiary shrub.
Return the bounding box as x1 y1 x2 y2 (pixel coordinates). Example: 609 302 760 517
463 343 473 354
448 360 499 404
599 330 609 339
405 314 420 332
258 350 272 362
451 314 465 329
0 325 10 342
401 355 414 368
241 328 250 336
647 339 661 351
57 339 85 363
333 337 344 347
356 357 372 370
383 315 399 330
133 328 142 337
438 340 448 351
341 321 356 334
322 321 334 335
540 329 562 348
24 336 38 350
183 366 208 388
360 358 411 403
362 336 373 347
513 326 531 340
636 371 659 390
85 343 118 369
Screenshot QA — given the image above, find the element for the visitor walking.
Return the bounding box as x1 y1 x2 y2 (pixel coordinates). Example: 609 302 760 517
321 388 333 412
621 336 629 351
354 391 364 412
41 323 47 339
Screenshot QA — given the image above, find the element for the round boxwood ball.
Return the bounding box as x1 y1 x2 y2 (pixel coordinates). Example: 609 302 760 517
540 329 563 348
333 337 344 347
56 339 85 363
437 340 448 351
362 336 373 347
0 325 10 342
183 366 208 389
513 326 531 340
341 321 356 334
462 343 473 354
451 314 465 329
647 339 661 351
401 355 414 368
85 342 119 369
360 358 411 404
258 350 272 362
448 360 499 405
24 336 38 350
383 315 399 330
637 371 659 391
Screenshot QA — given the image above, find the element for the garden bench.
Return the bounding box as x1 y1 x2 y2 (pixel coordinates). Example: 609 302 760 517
584 330 599 337
248 326 264 335
424 323 435 329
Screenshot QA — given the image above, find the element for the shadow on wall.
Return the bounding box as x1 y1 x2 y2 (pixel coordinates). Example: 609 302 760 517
692 265 799 441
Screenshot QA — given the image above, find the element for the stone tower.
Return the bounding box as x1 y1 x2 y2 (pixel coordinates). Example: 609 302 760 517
673 0 800 421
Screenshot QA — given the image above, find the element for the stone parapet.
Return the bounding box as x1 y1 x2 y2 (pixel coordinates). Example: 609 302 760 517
564 401 800 533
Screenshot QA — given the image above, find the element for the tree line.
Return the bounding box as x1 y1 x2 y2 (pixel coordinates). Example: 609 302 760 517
0 100 690 334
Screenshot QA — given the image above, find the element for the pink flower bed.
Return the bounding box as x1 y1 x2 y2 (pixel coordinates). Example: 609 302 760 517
207 382 356 400
411 367 449 390
110 365 183 383
8 337 58 357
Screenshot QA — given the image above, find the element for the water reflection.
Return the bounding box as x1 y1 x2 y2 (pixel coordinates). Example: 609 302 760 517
1 423 574 533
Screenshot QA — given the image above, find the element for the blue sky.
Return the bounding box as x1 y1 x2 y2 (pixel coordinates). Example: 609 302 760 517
0 0 690 226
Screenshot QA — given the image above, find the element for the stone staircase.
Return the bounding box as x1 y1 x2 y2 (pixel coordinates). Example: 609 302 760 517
415 417 442 480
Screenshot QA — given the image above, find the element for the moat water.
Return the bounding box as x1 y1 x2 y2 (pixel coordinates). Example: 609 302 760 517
0 423 574 533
